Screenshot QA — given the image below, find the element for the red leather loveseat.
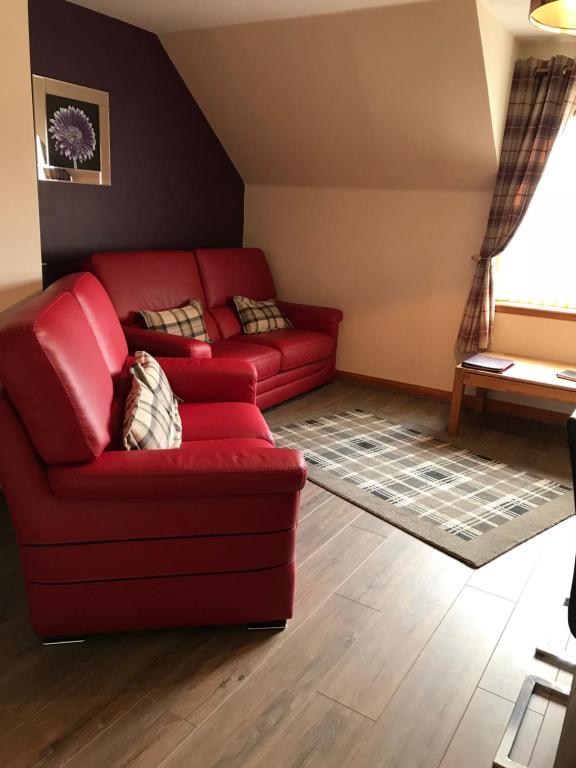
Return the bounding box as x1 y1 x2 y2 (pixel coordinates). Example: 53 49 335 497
0 272 306 640
86 248 343 409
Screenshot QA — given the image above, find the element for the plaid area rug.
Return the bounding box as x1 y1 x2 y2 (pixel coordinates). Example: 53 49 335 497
274 409 572 567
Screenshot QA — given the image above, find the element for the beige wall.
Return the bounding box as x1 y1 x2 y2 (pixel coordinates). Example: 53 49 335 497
163 0 500 394
476 0 517 158
517 35 576 59
245 185 492 390
162 0 497 190
0 0 42 311
246 184 576 410
165 0 576 404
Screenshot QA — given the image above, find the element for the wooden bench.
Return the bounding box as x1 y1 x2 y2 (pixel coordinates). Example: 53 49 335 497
448 354 576 436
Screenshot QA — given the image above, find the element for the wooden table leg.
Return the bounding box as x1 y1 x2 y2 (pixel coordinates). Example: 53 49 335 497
448 367 465 436
475 386 487 413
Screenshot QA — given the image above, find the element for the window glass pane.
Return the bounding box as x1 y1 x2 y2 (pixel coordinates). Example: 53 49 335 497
495 115 576 309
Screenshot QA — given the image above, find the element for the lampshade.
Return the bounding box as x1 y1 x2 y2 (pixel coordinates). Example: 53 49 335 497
530 0 576 34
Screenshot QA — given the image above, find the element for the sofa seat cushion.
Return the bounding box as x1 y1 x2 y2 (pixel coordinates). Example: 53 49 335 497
48 439 305 500
211 339 281 380
231 330 335 371
179 402 274 444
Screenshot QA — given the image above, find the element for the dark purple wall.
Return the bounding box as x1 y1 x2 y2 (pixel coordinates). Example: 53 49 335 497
28 0 244 284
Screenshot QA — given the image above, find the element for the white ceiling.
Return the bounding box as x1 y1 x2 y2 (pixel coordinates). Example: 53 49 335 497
68 0 434 33
482 0 543 37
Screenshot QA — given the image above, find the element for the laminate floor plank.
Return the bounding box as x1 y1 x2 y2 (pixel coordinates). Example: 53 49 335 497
509 705 545 766
438 688 514 768
296 496 362 565
0 632 183 768
467 531 545 603
337 529 471 612
28 628 258 767
349 510 397 538
439 686 550 768
157 595 377 768
341 587 514 768
298 483 333 520
318 594 446 719
246 692 373 768
0 634 136 740
531 699 568 768
479 518 575 715
62 693 195 768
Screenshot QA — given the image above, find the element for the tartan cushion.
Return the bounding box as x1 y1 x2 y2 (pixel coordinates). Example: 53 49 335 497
139 299 210 342
233 296 291 335
123 351 182 450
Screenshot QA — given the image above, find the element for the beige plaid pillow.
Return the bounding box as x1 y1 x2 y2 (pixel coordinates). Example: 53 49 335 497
139 299 211 342
233 296 291 335
123 351 182 450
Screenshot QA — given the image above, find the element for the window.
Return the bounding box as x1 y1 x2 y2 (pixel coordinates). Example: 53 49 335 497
495 113 576 311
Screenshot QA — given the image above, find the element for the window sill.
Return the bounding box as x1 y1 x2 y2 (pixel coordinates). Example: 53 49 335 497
495 302 576 321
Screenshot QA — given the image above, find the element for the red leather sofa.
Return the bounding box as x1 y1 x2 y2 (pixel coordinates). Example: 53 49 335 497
86 248 343 409
0 272 307 640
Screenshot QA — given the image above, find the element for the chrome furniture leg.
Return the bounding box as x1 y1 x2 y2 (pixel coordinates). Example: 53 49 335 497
535 646 576 673
41 635 88 646
247 619 287 631
493 675 570 768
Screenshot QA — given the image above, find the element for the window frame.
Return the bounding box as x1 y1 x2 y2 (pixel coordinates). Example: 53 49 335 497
495 301 576 321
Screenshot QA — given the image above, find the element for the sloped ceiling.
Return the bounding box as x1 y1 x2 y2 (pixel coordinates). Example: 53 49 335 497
68 0 436 33
161 0 499 189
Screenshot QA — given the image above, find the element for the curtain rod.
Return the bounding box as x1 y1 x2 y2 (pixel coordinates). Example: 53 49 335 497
534 66 574 76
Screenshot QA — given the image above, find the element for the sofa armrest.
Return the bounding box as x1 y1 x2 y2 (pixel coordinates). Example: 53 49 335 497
277 301 343 338
122 325 212 359
48 443 307 499
156 357 257 404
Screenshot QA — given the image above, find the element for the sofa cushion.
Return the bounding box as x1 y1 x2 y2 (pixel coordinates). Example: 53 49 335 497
196 248 276 309
123 353 182 451
233 296 291 335
139 299 211 342
88 250 220 341
232 330 335 371
211 339 281 380
47 273 128 378
0 292 114 464
210 306 242 339
48 441 306 500
179 402 273 444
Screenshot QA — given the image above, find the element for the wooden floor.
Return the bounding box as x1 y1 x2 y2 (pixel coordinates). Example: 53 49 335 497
0 381 574 768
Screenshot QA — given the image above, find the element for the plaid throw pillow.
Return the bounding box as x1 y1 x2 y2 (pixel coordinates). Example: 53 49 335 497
139 299 210 342
233 296 291 335
123 351 182 450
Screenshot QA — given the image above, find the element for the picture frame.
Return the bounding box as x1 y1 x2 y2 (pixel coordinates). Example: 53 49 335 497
32 75 111 186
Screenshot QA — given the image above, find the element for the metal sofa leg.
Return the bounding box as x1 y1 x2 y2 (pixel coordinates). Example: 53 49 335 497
41 635 88 646
493 675 570 768
247 619 287 631
535 646 576 673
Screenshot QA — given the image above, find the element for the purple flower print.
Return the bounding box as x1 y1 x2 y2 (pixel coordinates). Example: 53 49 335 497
48 106 96 168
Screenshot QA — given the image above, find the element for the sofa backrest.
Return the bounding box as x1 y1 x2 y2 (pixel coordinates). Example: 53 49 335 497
196 248 276 339
46 273 128 378
0 291 115 465
87 250 220 340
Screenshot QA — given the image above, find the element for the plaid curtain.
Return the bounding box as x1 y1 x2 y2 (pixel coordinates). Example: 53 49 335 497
456 56 576 353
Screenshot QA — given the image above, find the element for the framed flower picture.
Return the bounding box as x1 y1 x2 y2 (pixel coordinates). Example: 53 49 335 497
32 76 111 185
